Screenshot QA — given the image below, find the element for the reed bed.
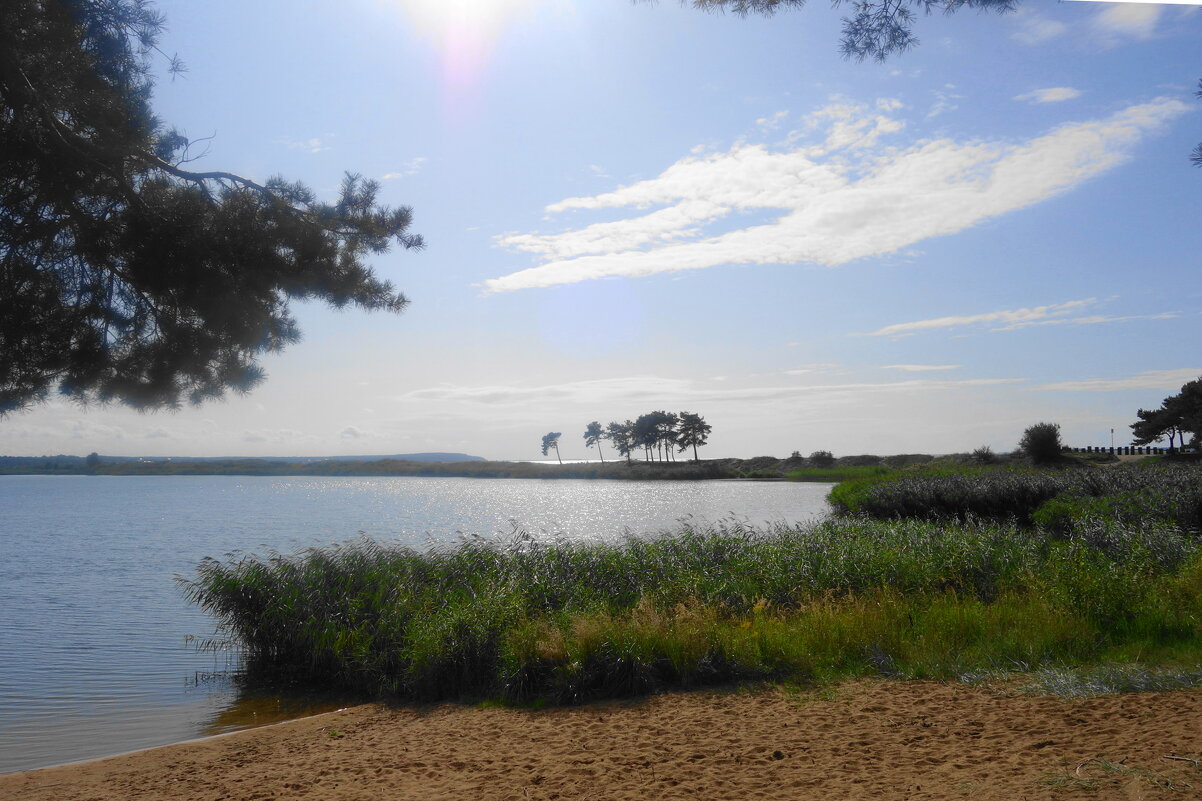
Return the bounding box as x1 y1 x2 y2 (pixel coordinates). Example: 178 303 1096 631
182 516 1202 703
785 465 892 482
828 462 1202 532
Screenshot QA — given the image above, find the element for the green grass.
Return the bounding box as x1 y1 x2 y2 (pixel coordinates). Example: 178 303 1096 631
182 514 1202 703
827 462 1202 533
785 465 892 482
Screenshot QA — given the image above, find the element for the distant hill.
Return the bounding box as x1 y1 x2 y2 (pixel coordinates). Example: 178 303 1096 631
0 452 486 474
100 452 488 464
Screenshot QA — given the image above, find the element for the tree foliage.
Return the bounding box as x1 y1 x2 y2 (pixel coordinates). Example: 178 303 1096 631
1018 422 1063 465
606 420 636 463
1131 377 1202 451
583 420 606 462
540 431 563 464
672 0 1015 62
1194 80 1202 170
594 411 712 463
808 449 835 468
0 0 422 415
675 411 712 462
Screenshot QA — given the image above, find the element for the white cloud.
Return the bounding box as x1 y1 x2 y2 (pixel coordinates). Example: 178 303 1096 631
881 364 962 372
241 428 310 443
861 299 1095 336
783 363 841 376
279 137 331 154
382 157 428 180
1014 87 1082 104
858 299 1179 337
1092 3 1163 42
1036 368 1201 392
1011 10 1068 45
992 311 1179 332
340 425 370 439
499 199 727 260
484 98 1187 293
396 375 1026 414
68 419 127 441
788 99 905 152
927 85 961 119
756 110 789 131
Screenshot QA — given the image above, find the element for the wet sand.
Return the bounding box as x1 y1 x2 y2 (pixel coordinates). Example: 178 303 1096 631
3 680 1200 800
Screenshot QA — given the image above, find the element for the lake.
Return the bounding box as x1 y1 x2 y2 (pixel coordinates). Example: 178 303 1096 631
0 474 833 773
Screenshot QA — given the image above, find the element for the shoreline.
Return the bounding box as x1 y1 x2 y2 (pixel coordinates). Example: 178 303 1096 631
4 680 1201 800
3 707 353 776
0 456 873 481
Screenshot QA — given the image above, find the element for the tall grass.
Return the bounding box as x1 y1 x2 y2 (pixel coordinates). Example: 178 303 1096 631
785 465 892 482
182 516 1202 703
828 462 1202 533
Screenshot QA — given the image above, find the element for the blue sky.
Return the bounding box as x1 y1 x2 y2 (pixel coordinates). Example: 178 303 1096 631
4 0 1200 460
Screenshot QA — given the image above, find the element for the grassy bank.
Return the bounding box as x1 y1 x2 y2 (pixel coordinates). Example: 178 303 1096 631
786 465 892 483
183 515 1202 703
828 461 1202 533
91 457 889 481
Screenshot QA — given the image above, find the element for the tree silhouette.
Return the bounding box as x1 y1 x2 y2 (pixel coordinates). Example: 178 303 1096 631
662 0 1016 63
606 420 635 463
583 420 606 463
675 411 712 462
1194 81 1202 169
1131 407 1184 452
658 411 680 462
1131 377 1202 451
0 0 422 415
632 414 658 461
540 431 563 464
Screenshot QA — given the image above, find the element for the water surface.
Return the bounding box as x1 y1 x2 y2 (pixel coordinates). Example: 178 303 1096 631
0 474 831 772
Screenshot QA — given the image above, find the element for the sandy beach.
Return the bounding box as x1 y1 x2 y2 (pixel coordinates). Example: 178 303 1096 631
3 680 1200 800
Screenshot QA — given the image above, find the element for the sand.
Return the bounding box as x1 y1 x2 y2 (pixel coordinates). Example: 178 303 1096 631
3 681 1201 800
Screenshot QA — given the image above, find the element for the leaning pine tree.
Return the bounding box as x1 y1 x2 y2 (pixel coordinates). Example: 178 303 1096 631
541 432 563 464
583 421 606 463
0 0 423 415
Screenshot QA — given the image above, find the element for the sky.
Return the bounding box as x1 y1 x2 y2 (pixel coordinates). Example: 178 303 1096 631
3 0 1201 460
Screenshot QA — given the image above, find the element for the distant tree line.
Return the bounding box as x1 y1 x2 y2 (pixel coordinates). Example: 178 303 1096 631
543 411 713 464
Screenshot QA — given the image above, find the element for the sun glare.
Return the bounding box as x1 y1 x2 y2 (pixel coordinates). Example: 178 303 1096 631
392 0 535 90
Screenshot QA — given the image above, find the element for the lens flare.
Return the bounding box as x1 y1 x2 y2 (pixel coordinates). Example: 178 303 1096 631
393 0 533 96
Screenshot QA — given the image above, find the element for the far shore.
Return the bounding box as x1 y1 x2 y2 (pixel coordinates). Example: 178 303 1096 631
4 680 1201 800
0 455 875 481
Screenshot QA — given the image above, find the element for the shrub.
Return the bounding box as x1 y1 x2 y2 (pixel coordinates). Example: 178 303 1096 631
741 468 783 479
809 450 835 468
1019 422 1063 465
839 454 883 467
970 445 997 465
